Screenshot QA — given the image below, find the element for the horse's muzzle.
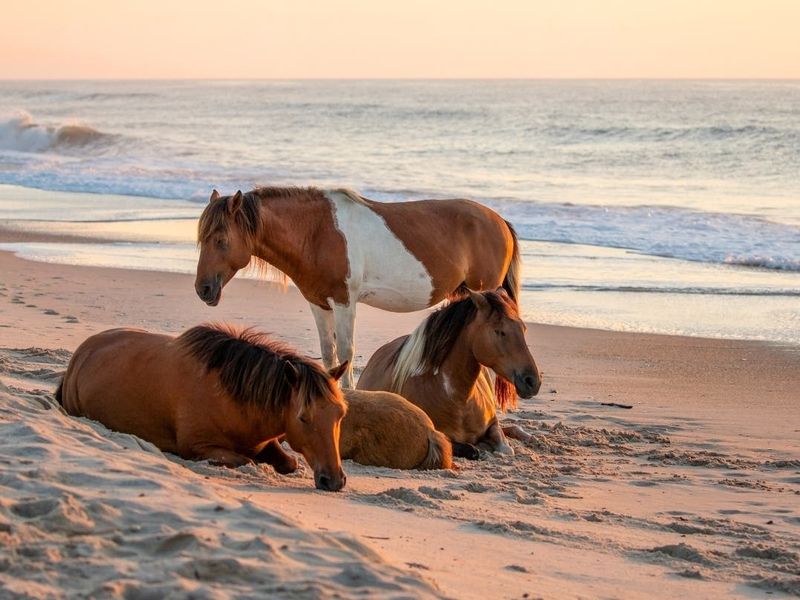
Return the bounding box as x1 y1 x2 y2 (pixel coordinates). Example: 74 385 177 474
195 280 221 306
514 370 542 399
315 469 346 492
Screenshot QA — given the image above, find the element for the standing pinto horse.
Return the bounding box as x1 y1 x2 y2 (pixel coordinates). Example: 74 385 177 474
195 187 520 388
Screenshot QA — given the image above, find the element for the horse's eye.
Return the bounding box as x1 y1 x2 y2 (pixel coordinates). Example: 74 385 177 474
495 329 506 338
216 238 228 250
299 414 311 425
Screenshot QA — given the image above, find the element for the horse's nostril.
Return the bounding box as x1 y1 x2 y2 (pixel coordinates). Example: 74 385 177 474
317 474 331 490
524 376 535 388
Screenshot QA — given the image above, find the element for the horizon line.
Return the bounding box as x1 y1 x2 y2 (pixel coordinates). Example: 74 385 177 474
1 77 799 82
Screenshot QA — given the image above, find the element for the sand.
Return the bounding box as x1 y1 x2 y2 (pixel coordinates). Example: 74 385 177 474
1 230 799 599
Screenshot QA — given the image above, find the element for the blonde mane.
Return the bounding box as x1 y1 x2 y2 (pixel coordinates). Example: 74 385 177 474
390 319 429 392
389 292 519 409
330 187 370 206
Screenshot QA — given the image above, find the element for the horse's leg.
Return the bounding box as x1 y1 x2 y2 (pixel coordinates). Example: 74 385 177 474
451 441 481 460
310 303 337 370
502 424 533 443
196 447 254 468
332 302 356 388
253 439 298 475
483 418 515 456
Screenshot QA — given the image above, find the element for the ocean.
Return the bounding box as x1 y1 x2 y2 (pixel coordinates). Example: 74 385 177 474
0 80 798 343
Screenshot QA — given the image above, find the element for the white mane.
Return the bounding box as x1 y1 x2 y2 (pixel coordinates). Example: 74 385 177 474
331 187 369 206
390 320 429 393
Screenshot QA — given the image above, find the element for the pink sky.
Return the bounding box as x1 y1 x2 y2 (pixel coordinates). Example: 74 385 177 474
2 0 799 79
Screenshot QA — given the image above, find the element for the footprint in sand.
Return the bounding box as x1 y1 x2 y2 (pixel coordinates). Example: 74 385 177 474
63 316 80 324
43 309 59 316
11 297 24 304
418 486 461 501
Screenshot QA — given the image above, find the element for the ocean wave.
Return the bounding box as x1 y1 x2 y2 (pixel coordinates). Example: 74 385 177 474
497 200 800 273
723 255 800 272
0 111 116 153
542 124 797 144
78 92 159 101
521 283 800 296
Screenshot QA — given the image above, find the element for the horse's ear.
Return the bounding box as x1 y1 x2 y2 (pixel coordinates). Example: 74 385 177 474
495 286 508 296
468 289 489 312
328 360 349 382
227 190 243 215
209 189 220 203
284 360 300 389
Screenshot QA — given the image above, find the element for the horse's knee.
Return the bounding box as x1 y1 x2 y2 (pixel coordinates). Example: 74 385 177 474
452 441 481 460
200 447 254 468
254 440 298 474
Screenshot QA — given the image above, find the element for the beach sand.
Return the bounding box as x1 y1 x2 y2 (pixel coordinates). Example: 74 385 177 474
1 228 799 599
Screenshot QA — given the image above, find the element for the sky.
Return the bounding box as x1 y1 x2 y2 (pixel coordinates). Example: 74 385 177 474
2 0 799 79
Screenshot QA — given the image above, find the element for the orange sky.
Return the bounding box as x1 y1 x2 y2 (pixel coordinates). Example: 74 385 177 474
2 0 799 79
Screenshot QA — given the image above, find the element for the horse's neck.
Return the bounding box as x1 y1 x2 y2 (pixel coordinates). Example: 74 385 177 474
438 325 482 401
251 194 320 277
251 403 291 440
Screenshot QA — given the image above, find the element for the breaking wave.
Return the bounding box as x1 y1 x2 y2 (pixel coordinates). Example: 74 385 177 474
0 111 115 153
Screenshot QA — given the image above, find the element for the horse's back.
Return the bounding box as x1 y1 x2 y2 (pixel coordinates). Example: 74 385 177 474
367 198 514 300
61 328 182 451
341 389 447 469
355 335 407 392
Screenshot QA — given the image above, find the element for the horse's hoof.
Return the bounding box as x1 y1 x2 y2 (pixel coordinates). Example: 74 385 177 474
453 442 481 460
495 441 515 456
273 456 299 475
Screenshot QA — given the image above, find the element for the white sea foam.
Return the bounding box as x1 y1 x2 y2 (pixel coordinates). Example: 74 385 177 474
0 110 113 153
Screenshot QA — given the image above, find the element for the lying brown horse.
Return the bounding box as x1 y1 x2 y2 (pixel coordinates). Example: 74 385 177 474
57 324 348 491
340 390 453 470
357 289 541 459
194 187 520 388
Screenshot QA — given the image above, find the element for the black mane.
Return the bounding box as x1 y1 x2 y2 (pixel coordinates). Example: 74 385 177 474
177 323 341 411
418 291 517 372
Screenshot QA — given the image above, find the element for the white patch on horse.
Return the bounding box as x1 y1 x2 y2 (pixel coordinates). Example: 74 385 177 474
442 373 454 397
325 190 433 312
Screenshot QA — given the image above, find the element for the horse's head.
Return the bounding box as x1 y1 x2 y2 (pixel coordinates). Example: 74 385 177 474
195 189 253 306
283 361 348 492
468 289 542 399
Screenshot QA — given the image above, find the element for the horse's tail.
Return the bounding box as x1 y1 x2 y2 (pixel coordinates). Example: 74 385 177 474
417 428 453 470
502 220 520 305
54 378 64 406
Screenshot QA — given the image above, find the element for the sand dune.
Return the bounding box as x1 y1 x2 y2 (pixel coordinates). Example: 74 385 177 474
0 356 439 598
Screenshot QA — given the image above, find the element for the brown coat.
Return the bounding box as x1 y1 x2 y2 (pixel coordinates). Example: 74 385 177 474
340 390 452 470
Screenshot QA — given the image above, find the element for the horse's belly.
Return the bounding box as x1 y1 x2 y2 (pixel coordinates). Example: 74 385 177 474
358 278 432 312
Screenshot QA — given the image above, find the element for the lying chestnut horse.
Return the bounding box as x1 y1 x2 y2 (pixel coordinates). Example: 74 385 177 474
194 187 520 388
340 390 452 470
357 289 541 459
56 324 348 491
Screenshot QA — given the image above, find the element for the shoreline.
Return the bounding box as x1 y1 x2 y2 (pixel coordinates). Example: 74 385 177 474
2 220 799 350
